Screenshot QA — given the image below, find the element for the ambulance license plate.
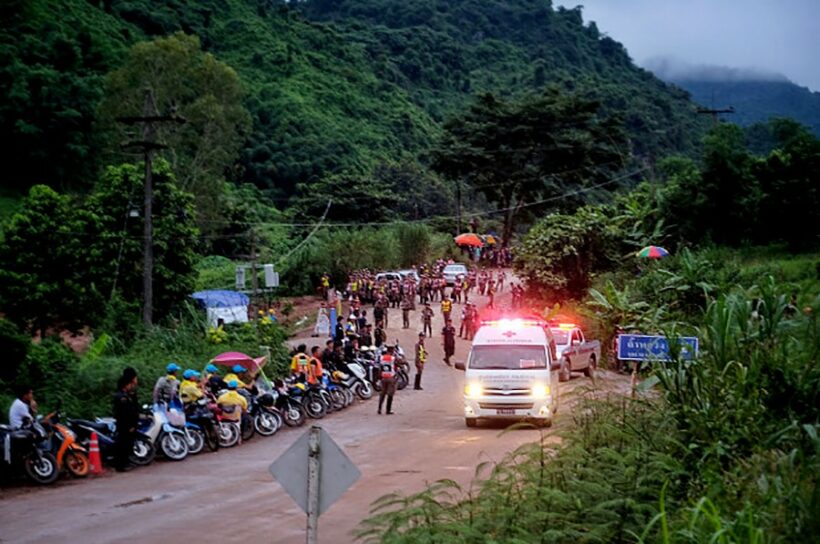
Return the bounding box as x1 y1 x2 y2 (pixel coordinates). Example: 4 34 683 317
496 408 515 415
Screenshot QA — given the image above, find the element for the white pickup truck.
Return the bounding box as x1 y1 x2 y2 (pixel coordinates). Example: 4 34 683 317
549 324 600 382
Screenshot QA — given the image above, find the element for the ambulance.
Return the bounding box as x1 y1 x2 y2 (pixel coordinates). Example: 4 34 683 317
455 319 560 427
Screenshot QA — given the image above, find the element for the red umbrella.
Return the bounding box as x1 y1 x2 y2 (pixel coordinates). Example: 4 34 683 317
209 352 267 373
454 233 484 247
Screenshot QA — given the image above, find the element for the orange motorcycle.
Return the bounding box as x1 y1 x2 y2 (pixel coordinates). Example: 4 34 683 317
43 410 90 478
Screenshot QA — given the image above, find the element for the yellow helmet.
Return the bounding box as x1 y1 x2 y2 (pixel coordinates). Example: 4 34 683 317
293 382 306 391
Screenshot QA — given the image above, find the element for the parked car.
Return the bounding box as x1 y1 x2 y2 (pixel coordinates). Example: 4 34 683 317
442 263 468 286
549 324 601 381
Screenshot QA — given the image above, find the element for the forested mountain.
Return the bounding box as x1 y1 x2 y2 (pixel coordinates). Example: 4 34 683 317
671 80 820 137
646 60 820 137
1 0 707 200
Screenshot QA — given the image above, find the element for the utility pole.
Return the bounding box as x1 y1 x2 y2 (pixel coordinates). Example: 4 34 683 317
697 106 735 125
456 178 462 234
118 88 185 327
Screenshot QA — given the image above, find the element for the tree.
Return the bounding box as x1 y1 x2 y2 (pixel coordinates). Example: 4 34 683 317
99 33 251 230
0 186 97 335
513 205 621 300
83 160 199 321
433 89 626 245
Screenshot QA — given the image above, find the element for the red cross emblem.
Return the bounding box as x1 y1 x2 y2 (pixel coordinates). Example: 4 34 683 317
502 330 516 338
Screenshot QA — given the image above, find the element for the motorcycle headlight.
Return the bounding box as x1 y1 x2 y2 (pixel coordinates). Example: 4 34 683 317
531 384 550 399
464 383 483 397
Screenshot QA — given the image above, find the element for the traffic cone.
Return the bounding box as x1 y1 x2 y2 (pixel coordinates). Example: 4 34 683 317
89 432 104 475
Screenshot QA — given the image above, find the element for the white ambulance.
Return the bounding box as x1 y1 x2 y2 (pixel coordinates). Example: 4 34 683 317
455 319 559 428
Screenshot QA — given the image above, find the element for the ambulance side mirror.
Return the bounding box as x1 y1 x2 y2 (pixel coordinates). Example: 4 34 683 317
454 362 466 371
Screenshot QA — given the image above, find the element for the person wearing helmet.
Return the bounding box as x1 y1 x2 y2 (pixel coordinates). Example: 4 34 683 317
180 370 203 405
153 363 181 404
217 380 247 422
224 365 248 389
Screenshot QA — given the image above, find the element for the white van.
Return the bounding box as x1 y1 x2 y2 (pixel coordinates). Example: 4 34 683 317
455 319 559 427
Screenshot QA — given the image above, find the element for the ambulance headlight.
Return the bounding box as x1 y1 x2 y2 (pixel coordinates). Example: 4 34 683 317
531 384 550 399
464 383 483 397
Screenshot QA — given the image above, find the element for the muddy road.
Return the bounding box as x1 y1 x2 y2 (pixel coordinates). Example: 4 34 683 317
0 284 630 543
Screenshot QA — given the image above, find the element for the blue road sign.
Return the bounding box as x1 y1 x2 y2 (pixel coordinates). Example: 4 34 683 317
617 334 698 362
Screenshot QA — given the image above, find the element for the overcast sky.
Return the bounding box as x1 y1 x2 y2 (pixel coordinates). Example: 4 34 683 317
554 0 820 91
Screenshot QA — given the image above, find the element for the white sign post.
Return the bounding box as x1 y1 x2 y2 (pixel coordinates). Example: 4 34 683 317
269 426 361 544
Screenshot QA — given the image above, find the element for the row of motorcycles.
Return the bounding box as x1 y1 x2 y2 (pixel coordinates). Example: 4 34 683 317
0 342 410 485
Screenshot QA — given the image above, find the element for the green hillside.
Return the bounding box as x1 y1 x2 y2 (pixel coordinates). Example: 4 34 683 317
672 79 820 137
1 0 707 199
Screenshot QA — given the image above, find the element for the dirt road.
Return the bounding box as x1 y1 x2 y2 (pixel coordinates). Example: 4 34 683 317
0 283 630 543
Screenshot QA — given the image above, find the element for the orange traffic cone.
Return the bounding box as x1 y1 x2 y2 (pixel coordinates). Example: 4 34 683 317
89 432 104 475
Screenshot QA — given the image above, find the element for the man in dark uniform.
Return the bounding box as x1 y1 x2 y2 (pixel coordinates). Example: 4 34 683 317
359 324 373 348
414 332 427 390
442 319 456 366
113 367 140 472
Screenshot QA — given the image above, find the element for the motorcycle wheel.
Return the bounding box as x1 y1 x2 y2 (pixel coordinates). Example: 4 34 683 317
131 437 155 466
330 389 346 410
254 412 278 436
397 372 409 390
305 397 327 419
241 417 255 442
357 381 374 400
204 425 220 452
283 405 306 427
218 422 240 448
185 428 205 455
160 432 189 461
64 450 90 478
343 387 355 406
25 452 59 484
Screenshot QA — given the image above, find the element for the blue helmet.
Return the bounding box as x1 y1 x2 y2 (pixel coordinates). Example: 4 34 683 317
231 365 247 373
205 364 218 373
166 363 180 373
183 369 199 380
227 380 238 389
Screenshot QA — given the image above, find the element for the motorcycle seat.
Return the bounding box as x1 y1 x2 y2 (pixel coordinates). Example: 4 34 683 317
71 419 112 433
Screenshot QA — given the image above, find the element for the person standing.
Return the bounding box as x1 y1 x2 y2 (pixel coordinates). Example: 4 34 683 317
378 345 398 414
442 319 456 366
360 324 374 348
374 321 386 349
113 368 139 472
401 296 413 329
414 333 427 390
440 295 452 325
487 279 496 309
421 302 434 337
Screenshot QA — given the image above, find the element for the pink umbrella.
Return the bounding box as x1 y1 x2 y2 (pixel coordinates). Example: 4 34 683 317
210 351 267 373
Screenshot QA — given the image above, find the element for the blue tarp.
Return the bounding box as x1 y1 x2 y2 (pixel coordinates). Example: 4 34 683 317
191 290 249 308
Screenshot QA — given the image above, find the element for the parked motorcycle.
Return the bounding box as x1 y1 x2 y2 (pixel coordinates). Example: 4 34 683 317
67 417 155 466
251 393 282 437
271 381 307 427
185 398 220 452
0 418 59 485
42 411 89 478
138 403 188 461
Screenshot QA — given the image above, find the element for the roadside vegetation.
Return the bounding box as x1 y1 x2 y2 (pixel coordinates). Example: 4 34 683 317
358 121 819 542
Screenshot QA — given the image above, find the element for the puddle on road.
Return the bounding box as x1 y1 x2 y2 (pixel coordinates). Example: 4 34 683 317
115 493 172 508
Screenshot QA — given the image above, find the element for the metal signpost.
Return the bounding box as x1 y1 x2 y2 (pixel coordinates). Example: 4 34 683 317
269 426 361 544
617 334 699 362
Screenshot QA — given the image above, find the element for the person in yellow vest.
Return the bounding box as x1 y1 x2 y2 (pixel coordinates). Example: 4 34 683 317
180 369 204 405
441 295 453 324
217 381 247 422
224 365 248 389
414 332 427 390
290 344 310 382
